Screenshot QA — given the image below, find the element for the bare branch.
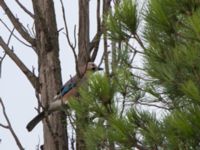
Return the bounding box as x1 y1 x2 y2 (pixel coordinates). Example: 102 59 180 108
130 51 137 64
0 37 39 92
127 42 144 55
101 0 112 76
60 0 76 50
0 98 24 150
131 66 145 71
120 97 126 118
0 0 35 46
0 123 9 129
90 0 102 61
134 33 146 51
0 19 33 48
0 27 15 78
0 52 6 78
59 0 81 77
65 110 76 130
15 0 34 18
98 50 110 68
103 33 110 76
137 101 170 110
70 132 75 150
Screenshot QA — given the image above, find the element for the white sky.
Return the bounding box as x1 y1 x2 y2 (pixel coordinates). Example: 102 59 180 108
0 0 102 149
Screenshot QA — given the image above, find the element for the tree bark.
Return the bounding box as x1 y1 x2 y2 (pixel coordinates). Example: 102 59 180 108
76 0 90 150
32 0 68 149
78 0 90 67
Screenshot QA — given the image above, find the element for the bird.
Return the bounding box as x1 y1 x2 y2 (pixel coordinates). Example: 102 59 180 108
26 62 103 132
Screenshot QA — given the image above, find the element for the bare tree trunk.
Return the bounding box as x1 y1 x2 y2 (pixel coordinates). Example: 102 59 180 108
76 1 90 149
32 0 68 150
78 0 90 66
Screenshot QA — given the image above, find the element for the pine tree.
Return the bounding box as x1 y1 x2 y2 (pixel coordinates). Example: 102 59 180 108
67 0 200 149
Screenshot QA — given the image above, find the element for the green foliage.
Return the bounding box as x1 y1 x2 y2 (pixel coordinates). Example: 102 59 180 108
109 117 136 149
145 0 200 100
162 105 200 149
68 0 200 149
84 125 108 150
144 0 200 149
106 0 138 41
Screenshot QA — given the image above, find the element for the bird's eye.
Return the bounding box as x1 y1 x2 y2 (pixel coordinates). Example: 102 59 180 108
92 67 96 70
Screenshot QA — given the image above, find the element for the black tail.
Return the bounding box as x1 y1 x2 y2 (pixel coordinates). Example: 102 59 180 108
26 111 45 132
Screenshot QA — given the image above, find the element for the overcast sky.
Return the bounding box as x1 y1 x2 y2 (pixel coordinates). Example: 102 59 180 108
0 0 103 149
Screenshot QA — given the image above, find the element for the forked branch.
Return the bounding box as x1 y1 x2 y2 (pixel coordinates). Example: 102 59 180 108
0 27 15 77
0 0 35 46
0 37 39 92
15 0 34 18
0 98 24 150
60 0 81 77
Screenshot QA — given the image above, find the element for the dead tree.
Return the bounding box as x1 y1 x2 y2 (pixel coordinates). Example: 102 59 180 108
0 0 111 149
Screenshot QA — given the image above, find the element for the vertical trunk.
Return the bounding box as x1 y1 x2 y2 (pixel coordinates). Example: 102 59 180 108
32 0 68 149
102 1 114 149
103 0 112 76
78 0 90 66
76 0 90 149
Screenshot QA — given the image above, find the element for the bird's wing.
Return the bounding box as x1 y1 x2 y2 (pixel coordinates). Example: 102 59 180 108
60 82 76 96
60 76 78 96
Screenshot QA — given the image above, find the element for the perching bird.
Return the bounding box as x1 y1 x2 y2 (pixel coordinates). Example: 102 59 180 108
26 62 103 132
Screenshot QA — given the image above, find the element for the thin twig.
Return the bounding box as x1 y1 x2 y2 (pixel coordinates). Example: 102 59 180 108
71 131 75 150
131 66 145 71
98 50 110 68
0 123 9 129
7 28 15 45
0 98 24 150
120 95 127 118
0 27 15 77
0 0 35 45
0 37 39 92
73 25 77 50
128 42 144 55
60 0 80 77
0 19 33 48
134 33 146 51
36 135 41 150
137 101 170 110
15 0 34 18
65 110 76 130
0 52 6 78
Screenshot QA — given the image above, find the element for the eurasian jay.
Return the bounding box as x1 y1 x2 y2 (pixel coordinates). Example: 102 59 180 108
26 62 103 132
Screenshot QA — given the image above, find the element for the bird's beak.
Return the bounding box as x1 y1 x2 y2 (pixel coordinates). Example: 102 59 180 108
97 67 103 71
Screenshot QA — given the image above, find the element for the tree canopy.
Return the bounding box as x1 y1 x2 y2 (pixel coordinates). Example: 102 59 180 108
68 0 200 149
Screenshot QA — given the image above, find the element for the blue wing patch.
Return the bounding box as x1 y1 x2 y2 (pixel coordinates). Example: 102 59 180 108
60 82 76 96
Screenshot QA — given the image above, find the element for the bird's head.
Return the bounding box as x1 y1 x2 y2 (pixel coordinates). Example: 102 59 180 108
86 62 103 72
